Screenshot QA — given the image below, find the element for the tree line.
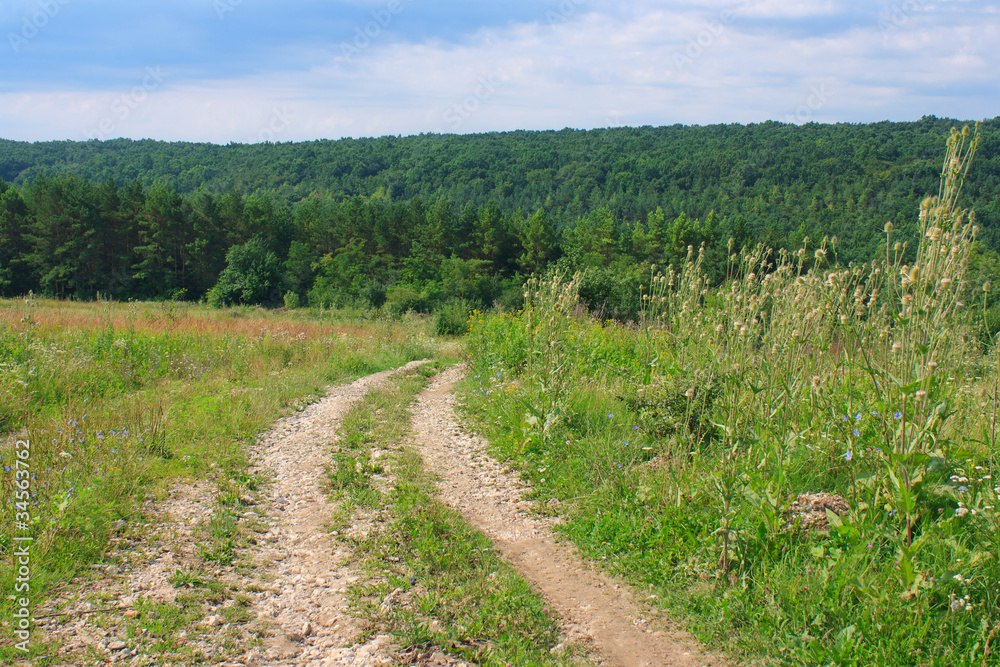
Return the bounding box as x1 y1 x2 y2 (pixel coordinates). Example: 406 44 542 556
2 117 999 316
0 173 739 311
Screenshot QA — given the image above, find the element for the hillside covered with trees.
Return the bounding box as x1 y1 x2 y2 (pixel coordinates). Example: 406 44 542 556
1 117 999 319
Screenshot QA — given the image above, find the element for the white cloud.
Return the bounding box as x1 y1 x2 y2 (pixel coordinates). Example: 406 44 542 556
1 1 997 143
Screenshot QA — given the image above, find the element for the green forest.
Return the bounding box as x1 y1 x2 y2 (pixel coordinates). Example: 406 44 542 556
2 116 999 321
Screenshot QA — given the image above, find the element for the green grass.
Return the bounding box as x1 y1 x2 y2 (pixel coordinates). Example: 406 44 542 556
0 298 437 662
460 128 1000 666
335 365 590 666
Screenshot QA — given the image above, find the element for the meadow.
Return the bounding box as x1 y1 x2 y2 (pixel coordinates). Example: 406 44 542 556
0 297 435 640
2 124 998 666
462 126 1000 665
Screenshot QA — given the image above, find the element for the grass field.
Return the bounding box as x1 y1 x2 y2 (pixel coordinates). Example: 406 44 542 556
4 126 999 665
461 126 1000 665
0 297 436 655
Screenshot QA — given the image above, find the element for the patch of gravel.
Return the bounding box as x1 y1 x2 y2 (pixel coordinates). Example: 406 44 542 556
410 366 728 667
245 360 428 666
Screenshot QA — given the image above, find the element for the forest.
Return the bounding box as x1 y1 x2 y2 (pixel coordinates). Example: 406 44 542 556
2 116 999 321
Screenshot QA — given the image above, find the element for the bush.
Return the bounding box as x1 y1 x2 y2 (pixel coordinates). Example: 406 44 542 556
208 237 283 307
434 298 471 336
575 265 645 322
283 291 300 310
385 282 439 316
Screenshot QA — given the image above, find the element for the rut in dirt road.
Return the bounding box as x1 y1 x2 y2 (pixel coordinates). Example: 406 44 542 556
410 367 728 667
245 360 430 666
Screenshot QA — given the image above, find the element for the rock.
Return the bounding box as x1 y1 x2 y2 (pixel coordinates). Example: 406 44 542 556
786 492 851 531
108 640 127 651
302 622 313 637
268 635 302 659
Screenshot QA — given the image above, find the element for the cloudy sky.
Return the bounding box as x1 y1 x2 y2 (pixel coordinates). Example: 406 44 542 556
1 0 997 144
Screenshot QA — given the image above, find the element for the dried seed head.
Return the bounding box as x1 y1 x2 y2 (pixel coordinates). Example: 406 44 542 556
915 390 927 401
884 221 894 234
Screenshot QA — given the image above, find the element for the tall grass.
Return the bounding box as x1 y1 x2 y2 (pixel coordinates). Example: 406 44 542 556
0 298 436 649
464 125 1000 665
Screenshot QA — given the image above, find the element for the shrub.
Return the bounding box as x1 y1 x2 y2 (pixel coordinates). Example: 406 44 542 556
207 237 283 307
434 298 471 336
283 291 300 310
385 282 439 316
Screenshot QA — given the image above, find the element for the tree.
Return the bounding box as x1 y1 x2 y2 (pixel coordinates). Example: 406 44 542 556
22 174 101 298
207 236 283 306
0 183 32 295
134 182 192 299
516 209 557 273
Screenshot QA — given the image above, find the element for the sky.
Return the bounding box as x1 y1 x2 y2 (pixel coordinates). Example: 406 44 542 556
0 0 998 144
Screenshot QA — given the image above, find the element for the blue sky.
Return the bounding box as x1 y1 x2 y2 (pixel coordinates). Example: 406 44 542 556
1 0 997 143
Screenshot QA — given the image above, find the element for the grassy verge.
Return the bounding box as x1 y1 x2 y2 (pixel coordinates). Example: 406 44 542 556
334 363 591 666
0 298 436 661
460 128 1000 666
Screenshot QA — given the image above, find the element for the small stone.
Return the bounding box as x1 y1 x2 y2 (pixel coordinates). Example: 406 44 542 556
302 622 313 637
108 640 127 651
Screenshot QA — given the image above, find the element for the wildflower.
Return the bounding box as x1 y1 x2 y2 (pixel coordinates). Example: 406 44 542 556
852 429 860 437
915 390 927 401
844 450 853 461
855 413 862 423
608 413 614 419
894 411 902 420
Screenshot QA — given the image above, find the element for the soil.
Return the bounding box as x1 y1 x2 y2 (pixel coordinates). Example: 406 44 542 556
29 362 728 667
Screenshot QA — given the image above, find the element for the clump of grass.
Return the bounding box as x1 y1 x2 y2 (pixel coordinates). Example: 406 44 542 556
463 125 1000 665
